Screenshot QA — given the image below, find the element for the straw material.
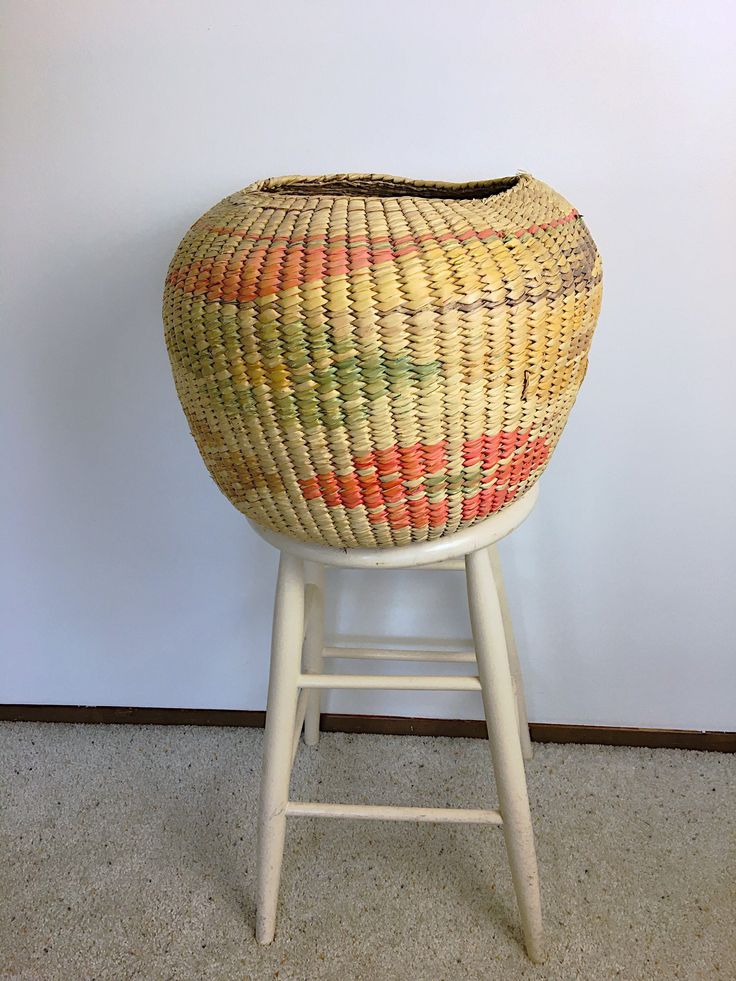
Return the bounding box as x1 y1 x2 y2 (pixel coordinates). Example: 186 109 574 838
163 173 602 548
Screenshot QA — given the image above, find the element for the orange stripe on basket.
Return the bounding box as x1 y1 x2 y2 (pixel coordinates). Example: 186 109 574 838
299 431 549 528
168 210 580 302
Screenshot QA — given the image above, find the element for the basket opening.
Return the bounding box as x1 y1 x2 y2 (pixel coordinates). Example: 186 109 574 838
253 174 521 201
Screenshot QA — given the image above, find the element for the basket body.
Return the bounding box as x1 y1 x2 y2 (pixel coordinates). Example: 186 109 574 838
164 173 602 548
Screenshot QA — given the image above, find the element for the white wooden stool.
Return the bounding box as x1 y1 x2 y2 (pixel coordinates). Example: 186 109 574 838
248 483 543 962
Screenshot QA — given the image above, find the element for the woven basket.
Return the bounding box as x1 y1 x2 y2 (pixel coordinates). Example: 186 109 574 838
163 173 602 548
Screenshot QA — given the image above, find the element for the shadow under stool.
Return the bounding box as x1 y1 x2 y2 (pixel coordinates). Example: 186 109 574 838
248 483 543 963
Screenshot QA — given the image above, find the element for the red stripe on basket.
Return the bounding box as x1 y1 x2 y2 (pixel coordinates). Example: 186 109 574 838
299 430 549 530
168 210 579 303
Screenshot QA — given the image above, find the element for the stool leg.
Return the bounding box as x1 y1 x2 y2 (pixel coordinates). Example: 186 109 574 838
256 552 305 945
489 545 534 762
303 562 325 747
466 547 544 963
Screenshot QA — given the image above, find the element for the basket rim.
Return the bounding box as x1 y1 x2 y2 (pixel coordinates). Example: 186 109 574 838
239 171 532 203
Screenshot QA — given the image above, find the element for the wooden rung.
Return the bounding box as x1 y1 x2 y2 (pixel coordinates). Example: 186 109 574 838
326 634 474 654
297 673 481 691
286 801 502 825
323 645 476 663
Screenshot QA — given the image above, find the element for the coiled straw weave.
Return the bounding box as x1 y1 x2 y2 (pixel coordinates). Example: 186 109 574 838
164 173 602 548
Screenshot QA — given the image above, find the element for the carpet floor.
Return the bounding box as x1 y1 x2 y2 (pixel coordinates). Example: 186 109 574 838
0 722 733 981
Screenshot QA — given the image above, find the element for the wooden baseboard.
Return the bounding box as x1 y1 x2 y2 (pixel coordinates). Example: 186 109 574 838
0 704 733 752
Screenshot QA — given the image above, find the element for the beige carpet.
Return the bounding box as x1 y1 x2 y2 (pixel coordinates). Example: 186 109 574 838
0 722 733 981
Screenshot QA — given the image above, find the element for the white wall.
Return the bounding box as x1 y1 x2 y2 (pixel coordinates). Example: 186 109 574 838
2 0 735 730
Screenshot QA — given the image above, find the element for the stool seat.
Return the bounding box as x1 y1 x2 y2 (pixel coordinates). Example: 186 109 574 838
248 484 538 569
252 483 545 963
